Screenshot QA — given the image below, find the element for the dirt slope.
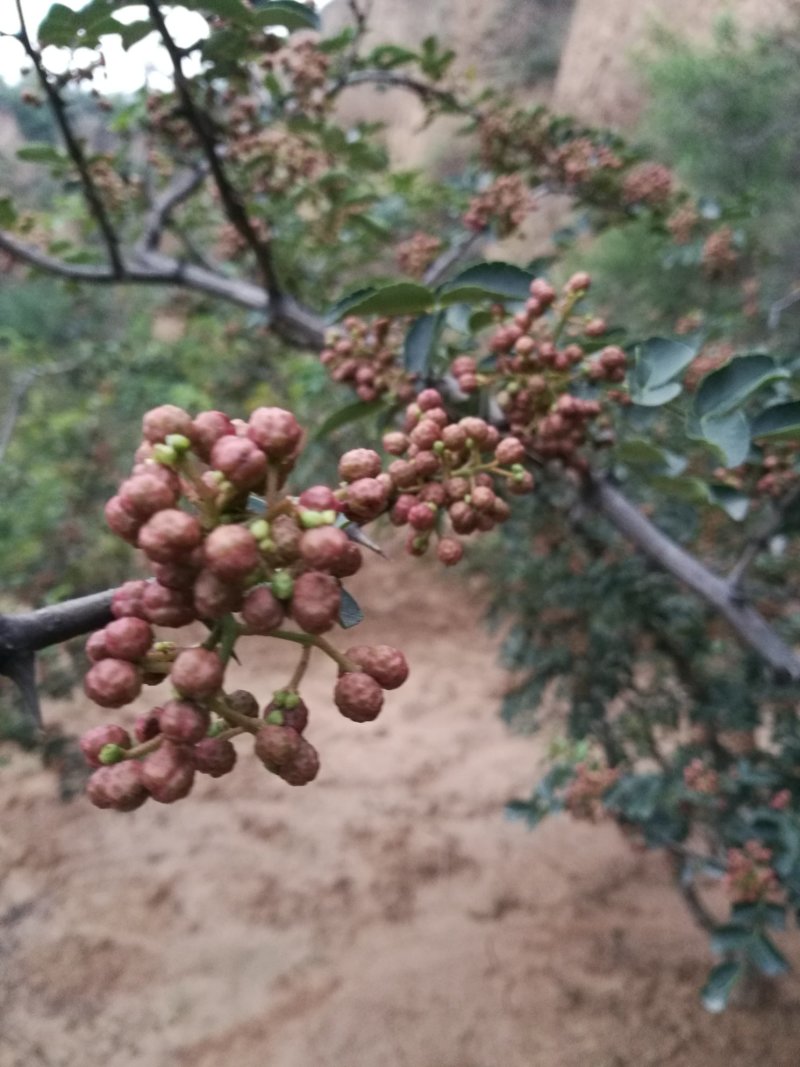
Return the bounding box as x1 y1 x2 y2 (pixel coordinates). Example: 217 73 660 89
1 558 800 1067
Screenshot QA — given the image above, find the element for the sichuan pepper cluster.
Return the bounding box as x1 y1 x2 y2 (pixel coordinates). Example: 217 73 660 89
82 404 415 811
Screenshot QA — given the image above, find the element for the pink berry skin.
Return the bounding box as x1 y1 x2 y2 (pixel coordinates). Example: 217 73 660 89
103 617 153 662
151 558 199 591
192 410 235 460
142 404 195 444
408 503 437 531
111 580 148 620
138 509 203 564
279 737 320 786
104 496 142 543
298 485 340 512
344 645 409 690
290 571 341 635
210 435 268 490
193 570 244 619
495 437 526 465
338 448 382 483
193 737 237 778
160 700 210 744
264 697 309 734
341 477 389 523
241 586 285 633
334 672 384 722
86 630 110 663
170 648 225 699
299 527 350 572
437 537 464 566
117 472 178 520
142 582 196 628
247 407 303 460
328 540 362 579
382 432 409 456
87 762 148 812
203 525 261 581
254 724 302 771
134 709 162 743
84 659 142 708
80 724 132 768
227 690 259 718
141 742 195 803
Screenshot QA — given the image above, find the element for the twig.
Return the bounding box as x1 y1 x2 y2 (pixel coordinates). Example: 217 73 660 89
727 482 800 593
145 0 282 299
585 474 800 682
15 0 123 276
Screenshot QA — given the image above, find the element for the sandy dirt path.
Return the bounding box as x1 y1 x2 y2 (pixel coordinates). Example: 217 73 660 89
1 559 799 1066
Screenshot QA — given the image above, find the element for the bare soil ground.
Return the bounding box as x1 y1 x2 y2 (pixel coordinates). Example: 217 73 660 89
1 560 800 1067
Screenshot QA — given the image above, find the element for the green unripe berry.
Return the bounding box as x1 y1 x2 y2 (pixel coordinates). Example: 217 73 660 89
153 443 177 466
165 433 191 453
271 571 294 600
284 692 301 709
99 743 126 765
249 519 270 541
266 709 285 725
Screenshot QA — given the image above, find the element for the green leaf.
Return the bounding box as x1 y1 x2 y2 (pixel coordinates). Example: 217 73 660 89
437 262 534 307
701 960 742 1013
116 19 153 49
16 144 65 165
0 197 17 228
709 485 750 522
700 408 750 467
180 0 247 17
37 3 79 46
366 44 418 69
339 588 364 629
313 398 385 440
632 336 698 391
751 401 800 440
327 283 434 323
251 0 321 30
710 924 752 955
404 311 443 377
650 475 710 504
747 932 790 977
630 381 683 407
695 354 789 418
615 439 671 468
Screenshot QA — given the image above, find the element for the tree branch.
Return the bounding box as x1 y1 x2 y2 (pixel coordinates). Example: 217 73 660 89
145 0 282 299
138 164 209 253
327 69 481 120
727 482 800 593
0 232 325 348
585 475 800 682
15 0 124 276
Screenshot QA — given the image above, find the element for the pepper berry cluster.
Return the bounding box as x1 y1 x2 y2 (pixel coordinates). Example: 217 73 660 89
321 316 416 402
81 403 409 811
380 390 533 564
450 273 628 467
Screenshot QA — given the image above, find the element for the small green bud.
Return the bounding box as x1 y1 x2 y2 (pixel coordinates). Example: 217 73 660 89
99 743 126 765
266 709 285 725
299 509 328 529
249 519 270 541
272 689 289 707
507 381 521 395
165 433 191 453
510 464 524 475
320 510 337 525
153 443 177 466
271 571 294 600
284 692 301 710
433 441 445 454
259 538 276 553
207 470 225 485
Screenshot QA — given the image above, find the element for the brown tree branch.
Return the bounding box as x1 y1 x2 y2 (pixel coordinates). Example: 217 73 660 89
144 0 282 299
586 475 800 682
15 0 124 276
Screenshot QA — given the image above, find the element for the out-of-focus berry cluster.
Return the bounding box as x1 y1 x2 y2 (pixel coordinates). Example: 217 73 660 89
321 316 417 402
